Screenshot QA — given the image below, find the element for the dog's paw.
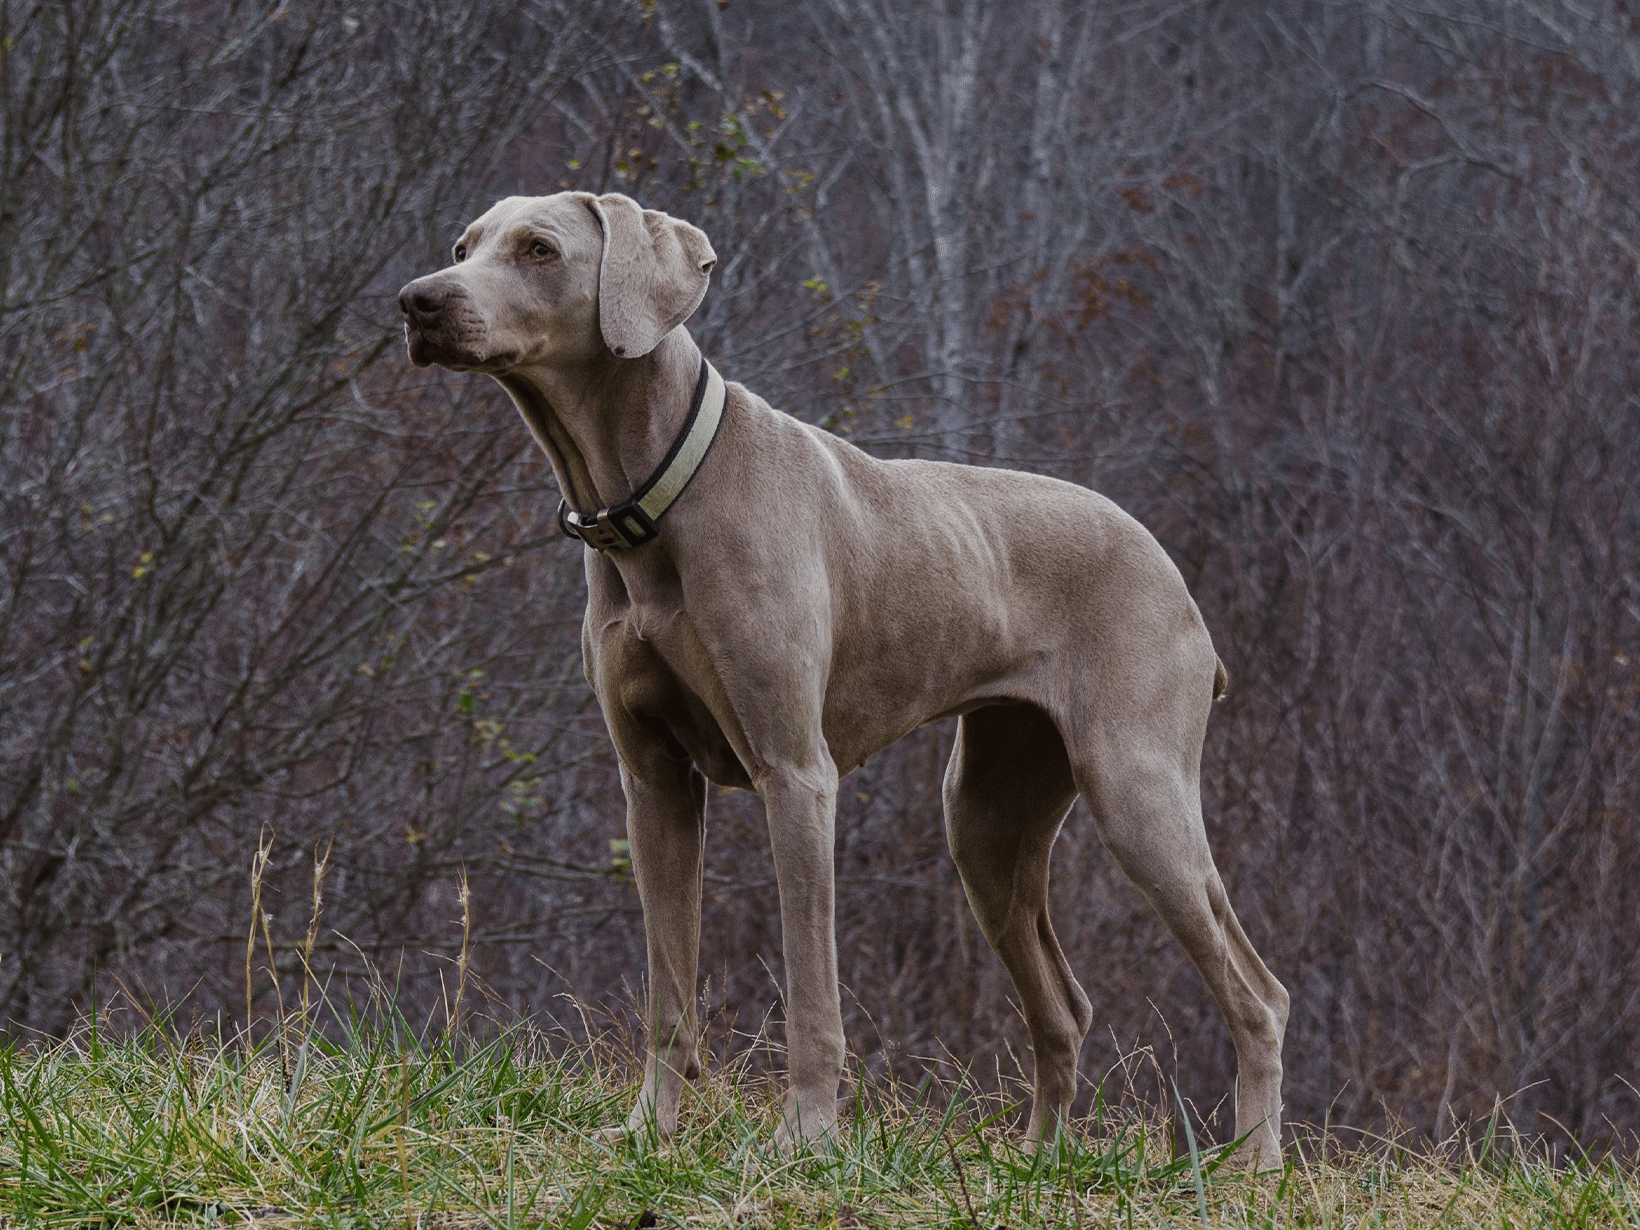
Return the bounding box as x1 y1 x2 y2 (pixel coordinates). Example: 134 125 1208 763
595 1099 677 1147
772 1094 838 1155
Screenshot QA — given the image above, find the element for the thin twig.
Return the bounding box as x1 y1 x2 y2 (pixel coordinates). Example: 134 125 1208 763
299 838 332 1026
245 827 274 1048
947 1141 981 1230
450 866 472 1039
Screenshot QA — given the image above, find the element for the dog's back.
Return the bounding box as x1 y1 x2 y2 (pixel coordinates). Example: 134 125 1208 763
678 384 1219 771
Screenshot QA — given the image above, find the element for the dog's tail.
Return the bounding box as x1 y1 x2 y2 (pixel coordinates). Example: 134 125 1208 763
1213 656 1229 701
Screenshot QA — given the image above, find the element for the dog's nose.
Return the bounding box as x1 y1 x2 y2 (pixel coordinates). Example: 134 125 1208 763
399 282 448 322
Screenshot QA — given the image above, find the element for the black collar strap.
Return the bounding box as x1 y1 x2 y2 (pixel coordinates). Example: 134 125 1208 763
557 358 727 551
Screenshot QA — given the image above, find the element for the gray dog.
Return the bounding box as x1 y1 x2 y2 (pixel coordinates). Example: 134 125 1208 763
399 192 1288 1162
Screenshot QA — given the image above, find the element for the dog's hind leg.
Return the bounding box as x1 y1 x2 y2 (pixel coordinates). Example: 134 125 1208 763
618 757 709 1140
942 703 1089 1147
1071 717 1289 1166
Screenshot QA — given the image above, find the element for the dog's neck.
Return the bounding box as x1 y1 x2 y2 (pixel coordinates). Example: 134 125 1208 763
493 329 703 516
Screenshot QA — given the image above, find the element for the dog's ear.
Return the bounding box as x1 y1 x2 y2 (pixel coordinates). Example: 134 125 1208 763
585 193 716 358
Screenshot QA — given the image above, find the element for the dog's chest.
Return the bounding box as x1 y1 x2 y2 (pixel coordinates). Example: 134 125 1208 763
592 600 752 787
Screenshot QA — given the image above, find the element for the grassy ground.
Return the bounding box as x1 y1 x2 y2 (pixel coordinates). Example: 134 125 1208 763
2 1008 1638 1229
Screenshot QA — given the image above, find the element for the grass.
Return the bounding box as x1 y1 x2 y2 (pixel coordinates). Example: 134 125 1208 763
2 1004 1639 1229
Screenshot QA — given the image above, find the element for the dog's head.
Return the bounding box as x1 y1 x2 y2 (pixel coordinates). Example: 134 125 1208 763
399 192 716 373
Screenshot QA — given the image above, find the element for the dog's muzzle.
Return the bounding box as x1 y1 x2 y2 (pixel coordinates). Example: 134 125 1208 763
398 278 482 368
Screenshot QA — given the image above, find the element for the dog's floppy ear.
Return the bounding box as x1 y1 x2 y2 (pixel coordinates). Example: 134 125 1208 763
585 192 716 358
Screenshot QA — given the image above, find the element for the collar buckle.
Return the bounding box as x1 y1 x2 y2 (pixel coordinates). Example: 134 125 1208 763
558 498 660 551
557 357 725 553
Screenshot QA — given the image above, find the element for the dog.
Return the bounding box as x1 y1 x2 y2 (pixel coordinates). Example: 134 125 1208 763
399 191 1288 1161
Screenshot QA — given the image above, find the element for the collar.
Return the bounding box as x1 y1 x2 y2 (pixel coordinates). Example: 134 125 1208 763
556 357 727 551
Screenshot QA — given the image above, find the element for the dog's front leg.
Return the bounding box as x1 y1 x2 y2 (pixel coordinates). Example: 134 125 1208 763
620 757 708 1140
761 758 845 1150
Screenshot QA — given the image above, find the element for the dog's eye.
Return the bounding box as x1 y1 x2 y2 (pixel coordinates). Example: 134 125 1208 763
531 241 554 259
453 244 467 262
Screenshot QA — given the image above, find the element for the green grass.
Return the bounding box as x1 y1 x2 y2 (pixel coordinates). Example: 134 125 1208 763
2 1007 1638 1228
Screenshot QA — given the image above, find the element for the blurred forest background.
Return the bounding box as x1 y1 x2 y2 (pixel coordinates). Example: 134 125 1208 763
3 0 1638 1151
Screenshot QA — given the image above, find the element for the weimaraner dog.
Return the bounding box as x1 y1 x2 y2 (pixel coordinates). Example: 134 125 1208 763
399 192 1289 1162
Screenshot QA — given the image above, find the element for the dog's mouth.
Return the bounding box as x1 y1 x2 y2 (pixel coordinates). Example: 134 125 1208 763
404 325 519 374
405 326 471 370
